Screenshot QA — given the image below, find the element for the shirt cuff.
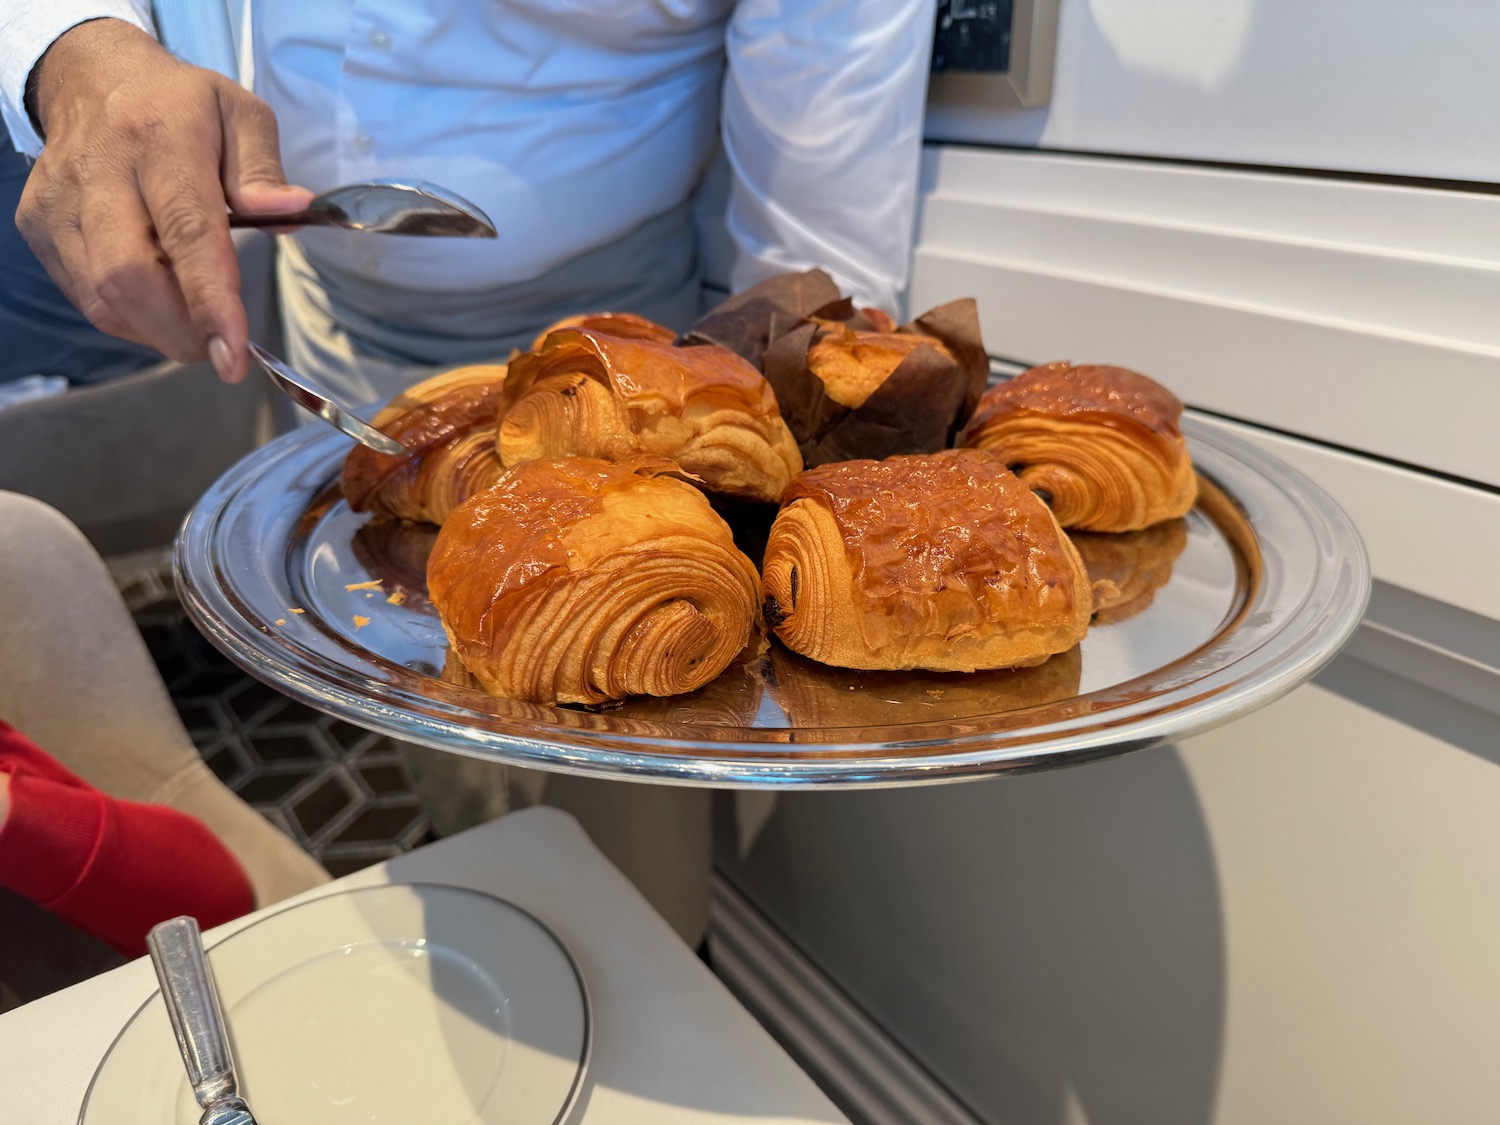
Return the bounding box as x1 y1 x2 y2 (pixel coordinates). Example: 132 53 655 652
0 2 156 157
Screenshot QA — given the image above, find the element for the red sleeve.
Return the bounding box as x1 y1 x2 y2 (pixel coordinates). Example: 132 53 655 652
0 724 255 957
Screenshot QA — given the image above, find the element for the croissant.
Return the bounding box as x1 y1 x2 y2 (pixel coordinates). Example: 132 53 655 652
498 328 802 502
761 449 1092 672
959 362 1197 532
341 364 509 524
427 456 762 705
1071 519 1189 624
530 311 677 350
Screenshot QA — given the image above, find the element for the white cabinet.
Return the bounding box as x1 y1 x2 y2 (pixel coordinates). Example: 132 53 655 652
727 668 1500 1124
927 0 1500 182
719 143 1500 1124
910 146 1500 489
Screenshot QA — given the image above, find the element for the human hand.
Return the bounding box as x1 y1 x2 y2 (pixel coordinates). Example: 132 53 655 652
16 18 314 382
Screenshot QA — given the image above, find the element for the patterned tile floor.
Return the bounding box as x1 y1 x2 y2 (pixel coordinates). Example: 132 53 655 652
119 556 430 879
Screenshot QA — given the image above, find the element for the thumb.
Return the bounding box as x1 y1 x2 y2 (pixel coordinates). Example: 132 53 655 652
217 86 314 214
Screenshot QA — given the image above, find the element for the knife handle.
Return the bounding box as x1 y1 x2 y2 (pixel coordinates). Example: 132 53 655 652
147 916 245 1111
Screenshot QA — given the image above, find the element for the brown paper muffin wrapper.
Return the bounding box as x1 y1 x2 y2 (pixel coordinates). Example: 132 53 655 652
683 270 989 467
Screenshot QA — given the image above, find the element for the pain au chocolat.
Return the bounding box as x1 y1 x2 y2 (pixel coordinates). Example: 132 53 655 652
341 364 509 525
761 449 1092 672
960 362 1197 532
427 456 762 706
498 328 802 503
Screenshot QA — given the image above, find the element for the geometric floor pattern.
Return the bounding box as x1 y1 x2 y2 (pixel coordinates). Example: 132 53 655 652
119 556 429 879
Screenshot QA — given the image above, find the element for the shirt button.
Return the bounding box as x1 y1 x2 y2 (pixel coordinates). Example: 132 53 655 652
353 134 373 153
370 29 391 50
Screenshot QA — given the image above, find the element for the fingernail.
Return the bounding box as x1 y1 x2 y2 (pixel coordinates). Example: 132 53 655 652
208 336 238 383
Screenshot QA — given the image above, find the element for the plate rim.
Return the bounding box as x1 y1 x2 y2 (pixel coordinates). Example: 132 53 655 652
174 417 1370 787
78 881 593 1125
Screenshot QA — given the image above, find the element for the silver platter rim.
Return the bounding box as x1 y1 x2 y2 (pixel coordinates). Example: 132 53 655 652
175 417 1369 789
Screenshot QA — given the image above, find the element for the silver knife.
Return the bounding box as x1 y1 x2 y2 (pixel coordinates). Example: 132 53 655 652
147 916 260 1125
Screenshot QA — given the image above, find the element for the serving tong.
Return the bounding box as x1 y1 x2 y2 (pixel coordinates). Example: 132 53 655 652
232 178 496 452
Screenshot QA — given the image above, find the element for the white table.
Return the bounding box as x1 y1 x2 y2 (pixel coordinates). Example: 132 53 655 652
0 807 848 1125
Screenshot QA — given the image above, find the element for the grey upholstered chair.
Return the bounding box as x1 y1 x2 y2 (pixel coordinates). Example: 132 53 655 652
0 231 282 557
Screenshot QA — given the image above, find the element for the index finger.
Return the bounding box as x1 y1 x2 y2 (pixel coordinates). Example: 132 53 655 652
136 148 247 381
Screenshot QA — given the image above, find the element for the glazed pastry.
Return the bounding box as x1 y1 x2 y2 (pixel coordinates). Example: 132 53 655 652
530 311 676 350
498 328 802 503
761 450 1092 672
427 456 762 705
341 364 508 524
1071 519 1189 624
960 362 1197 532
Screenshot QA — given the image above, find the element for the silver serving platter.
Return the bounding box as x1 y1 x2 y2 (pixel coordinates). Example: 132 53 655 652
176 418 1369 788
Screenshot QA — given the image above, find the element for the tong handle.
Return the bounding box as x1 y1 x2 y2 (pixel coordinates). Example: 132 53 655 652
228 209 326 229
147 916 247 1112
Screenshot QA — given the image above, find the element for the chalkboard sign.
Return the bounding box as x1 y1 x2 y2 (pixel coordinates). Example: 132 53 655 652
933 0 1013 74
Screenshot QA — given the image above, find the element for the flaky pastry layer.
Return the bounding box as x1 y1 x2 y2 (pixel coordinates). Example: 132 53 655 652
341 364 509 524
499 329 802 503
427 456 762 705
960 362 1196 532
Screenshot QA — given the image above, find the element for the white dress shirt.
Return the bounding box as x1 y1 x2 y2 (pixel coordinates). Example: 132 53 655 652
0 0 933 312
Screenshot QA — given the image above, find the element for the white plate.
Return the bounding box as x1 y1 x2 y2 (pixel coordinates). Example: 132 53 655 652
79 883 590 1125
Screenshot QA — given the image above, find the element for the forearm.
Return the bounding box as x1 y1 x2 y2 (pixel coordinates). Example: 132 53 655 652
721 0 935 315
0 723 253 956
0 3 156 155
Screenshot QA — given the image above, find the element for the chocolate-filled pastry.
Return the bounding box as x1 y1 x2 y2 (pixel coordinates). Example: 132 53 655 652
762 299 989 468
761 449 1092 672
960 362 1197 532
498 328 801 503
341 365 508 524
1071 518 1189 624
428 457 762 705
530 311 676 350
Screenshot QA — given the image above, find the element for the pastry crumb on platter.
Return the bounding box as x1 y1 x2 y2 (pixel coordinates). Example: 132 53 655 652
344 579 383 591
353 614 371 629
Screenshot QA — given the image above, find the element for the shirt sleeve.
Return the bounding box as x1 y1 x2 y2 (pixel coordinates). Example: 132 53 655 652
721 0 935 317
0 1 156 157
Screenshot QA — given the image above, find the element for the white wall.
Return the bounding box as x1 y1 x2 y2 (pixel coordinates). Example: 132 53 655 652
928 0 1500 183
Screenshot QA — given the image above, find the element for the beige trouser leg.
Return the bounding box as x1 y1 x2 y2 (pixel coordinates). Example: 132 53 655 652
0 491 329 907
